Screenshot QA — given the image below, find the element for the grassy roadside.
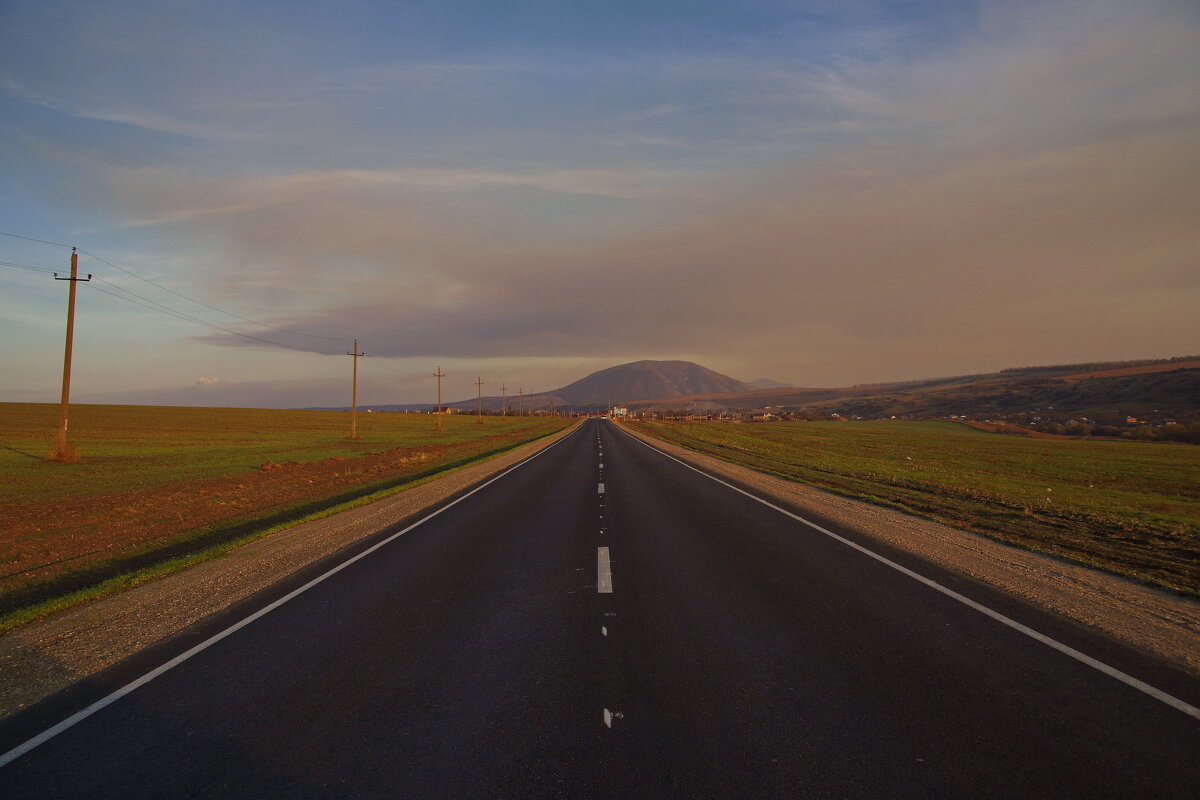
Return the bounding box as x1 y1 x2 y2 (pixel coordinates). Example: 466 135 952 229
626 420 1200 596
0 403 559 501
1 405 573 631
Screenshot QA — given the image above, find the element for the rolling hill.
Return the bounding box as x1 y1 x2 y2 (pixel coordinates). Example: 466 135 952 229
552 360 756 404
622 356 1200 423
440 359 756 412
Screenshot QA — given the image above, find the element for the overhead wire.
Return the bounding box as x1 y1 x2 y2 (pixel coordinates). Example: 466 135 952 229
0 260 60 275
76 248 345 343
2 231 479 377
0 233 344 344
0 231 75 250
358 353 429 378
83 280 344 355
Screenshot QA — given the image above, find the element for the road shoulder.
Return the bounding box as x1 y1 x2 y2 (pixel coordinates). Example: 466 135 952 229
618 422 1200 677
0 422 579 721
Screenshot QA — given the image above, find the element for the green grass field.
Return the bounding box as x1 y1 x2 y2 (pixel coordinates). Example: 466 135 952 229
0 403 572 629
627 420 1200 595
0 403 567 503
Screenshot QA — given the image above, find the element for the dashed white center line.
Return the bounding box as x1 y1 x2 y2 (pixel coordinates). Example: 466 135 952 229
597 482 605 494
597 546 613 593
601 626 608 636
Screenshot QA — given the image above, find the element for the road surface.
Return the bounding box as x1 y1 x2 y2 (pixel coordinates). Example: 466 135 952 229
2 419 1197 797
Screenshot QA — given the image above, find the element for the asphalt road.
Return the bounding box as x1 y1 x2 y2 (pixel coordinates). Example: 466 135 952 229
2 418 1197 798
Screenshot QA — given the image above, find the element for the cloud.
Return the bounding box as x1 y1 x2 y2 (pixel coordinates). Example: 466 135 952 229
102 165 678 231
12 0 1199 393
99 156 1200 389
176 121 1198 388
805 0 1200 152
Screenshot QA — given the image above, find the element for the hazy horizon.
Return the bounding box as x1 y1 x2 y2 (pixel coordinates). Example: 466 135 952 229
2 352 1196 411
3 1 1198 409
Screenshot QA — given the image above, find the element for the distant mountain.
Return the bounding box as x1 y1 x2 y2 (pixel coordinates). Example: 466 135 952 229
750 378 793 389
552 360 757 404
435 360 757 412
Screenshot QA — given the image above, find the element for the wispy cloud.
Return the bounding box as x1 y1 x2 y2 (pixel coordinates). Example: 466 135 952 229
3 0 1198 400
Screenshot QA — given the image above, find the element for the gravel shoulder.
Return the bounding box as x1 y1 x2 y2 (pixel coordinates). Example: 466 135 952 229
620 422 1200 677
0 423 579 721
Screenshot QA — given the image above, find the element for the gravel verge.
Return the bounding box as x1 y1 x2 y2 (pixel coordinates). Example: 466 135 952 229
620 423 1200 676
0 423 578 721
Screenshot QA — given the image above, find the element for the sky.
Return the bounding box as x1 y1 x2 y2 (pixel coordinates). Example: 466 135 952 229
1 0 1198 408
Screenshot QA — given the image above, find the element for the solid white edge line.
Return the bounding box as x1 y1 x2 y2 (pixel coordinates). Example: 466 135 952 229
616 426 1200 721
0 424 582 770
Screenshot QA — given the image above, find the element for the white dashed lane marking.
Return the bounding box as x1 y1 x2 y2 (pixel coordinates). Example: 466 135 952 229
597 547 613 593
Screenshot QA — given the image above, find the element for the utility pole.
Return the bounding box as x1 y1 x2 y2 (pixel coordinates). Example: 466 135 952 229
346 339 364 439
50 247 91 462
499 383 507 417
475 376 484 424
434 366 446 431
518 387 524 416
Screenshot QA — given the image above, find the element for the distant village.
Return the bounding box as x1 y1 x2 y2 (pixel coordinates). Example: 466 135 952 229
605 406 1200 444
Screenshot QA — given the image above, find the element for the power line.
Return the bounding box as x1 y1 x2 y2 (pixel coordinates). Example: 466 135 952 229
0 260 60 274
82 281 343 355
3 231 427 364
1 230 343 343
6 250 410 362
0 231 74 249
5 231 482 405
359 356 428 378
76 248 344 343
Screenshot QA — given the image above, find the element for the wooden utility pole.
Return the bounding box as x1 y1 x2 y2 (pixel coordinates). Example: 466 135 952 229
50 248 91 462
434 366 446 431
347 339 364 439
518 387 524 416
499 383 507 417
475 376 484 424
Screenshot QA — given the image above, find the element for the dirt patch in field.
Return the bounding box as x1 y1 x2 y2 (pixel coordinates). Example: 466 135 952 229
960 420 1067 438
0 437 513 598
